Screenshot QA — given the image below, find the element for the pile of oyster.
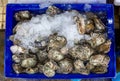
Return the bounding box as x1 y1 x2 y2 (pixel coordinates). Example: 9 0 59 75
10 6 111 77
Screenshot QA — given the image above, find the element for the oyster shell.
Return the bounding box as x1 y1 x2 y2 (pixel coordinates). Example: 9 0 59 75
96 40 111 53
90 54 110 67
74 16 86 34
57 58 73 74
14 11 32 21
37 50 48 62
48 49 64 61
46 6 61 16
44 60 59 70
74 59 85 70
25 67 38 74
85 19 95 33
69 44 94 61
13 64 24 74
73 59 90 75
78 68 90 75
12 55 21 63
86 12 105 32
86 62 94 70
93 17 105 32
48 34 67 50
37 63 43 73
43 65 55 77
21 58 37 68
88 33 106 48
10 45 26 54
91 66 108 74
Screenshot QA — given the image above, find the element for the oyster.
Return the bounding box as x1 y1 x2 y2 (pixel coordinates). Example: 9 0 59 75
37 50 48 62
85 19 95 33
43 65 55 77
93 17 105 32
90 54 110 67
78 68 90 75
74 59 85 70
86 62 94 70
74 16 86 34
12 55 21 63
69 44 94 61
91 66 107 74
10 45 26 54
96 40 111 53
37 63 43 73
48 49 64 61
48 34 67 50
57 58 73 74
13 64 24 74
25 67 38 74
86 12 105 32
44 60 59 70
14 11 32 21
21 57 37 68
46 6 61 16
73 59 90 75
88 33 106 48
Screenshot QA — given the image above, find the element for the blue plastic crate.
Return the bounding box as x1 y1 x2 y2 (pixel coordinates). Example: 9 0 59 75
5 4 116 79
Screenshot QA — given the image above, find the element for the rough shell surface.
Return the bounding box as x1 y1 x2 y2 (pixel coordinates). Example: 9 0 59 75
90 54 110 66
13 64 24 74
12 55 21 63
89 33 106 48
48 49 64 61
44 61 59 70
43 65 55 77
91 66 108 74
14 11 32 21
21 58 37 68
74 59 85 70
48 35 67 50
74 16 86 34
58 59 73 74
69 44 94 61
46 6 61 16
97 40 111 53
10 45 25 54
37 50 48 62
